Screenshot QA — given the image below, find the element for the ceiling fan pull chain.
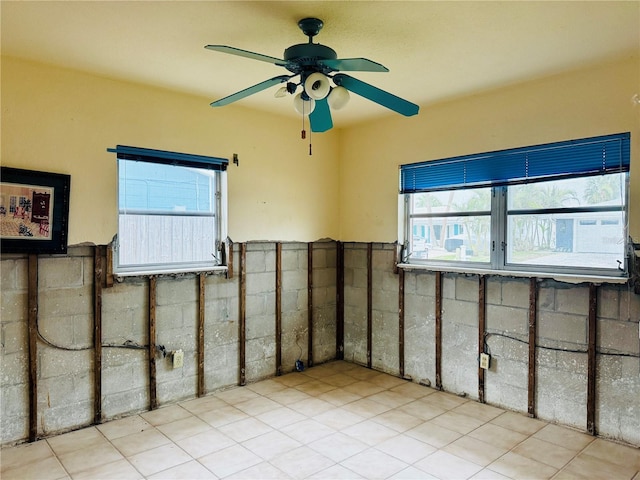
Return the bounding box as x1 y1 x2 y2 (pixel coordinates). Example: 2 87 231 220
301 101 307 139
309 129 312 156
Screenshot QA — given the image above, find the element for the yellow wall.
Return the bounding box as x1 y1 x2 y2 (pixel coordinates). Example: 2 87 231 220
1 56 340 245
339 56 640 242
3 56 638 246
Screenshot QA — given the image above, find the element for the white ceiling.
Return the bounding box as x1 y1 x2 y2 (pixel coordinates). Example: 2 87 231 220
2 1 639 127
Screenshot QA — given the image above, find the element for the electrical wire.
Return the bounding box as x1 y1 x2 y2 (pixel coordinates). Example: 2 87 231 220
485 330 639 358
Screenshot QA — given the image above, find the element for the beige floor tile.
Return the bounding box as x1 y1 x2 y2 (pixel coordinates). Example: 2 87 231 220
415 450 484 480
390 381 436 399
468 468 513 479
1 439 53 472
272 372 313 387
241 430 302 460
58 442 124 475
198 444 262 478
175 428 236 458
233 396 281 416
140 405 192 426
318 388 363 406
342 420 399 446
303 365 339 379
406 420 463 448
70 458 143 480
147 459 217 479
245 378 288 395
369 373 409 389
371 409 423 432
487 451 557 480
157 415 212 442
343 380 386 397
179 395 227 415
213 386 261 404
280 418 336 444
255 406 307 429
346 367 382 381
96 415 152 440
323 373 361 387
490 411 546 435
313 407 366 430
308 432 369 462
128 443 192 477
389 466 440 479
399 399 447 421
226 461 291 479
341 397 392 418
1 455 68 480
47 426 108 456
430 411 487 434
558 452 638 479
375 434 436 464
581 437 640 470
420 391 470 410
512 436 576 469
533 424 595 452
288 397 335 416
443 435 508 467
308 463 365 479
451 401 505 422
368 390 415 408
266 387 313 405
196 404 249 427
270 445 335 479
111 427 171 457
468 423 527 450
217 417 273 442
294 379 337 396
340 448 409 479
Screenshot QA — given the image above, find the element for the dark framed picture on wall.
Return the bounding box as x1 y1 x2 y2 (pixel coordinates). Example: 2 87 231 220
1 167 71 254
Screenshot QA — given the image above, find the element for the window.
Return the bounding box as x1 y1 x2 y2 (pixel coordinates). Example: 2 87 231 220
400 133 630 277
108 145 228 275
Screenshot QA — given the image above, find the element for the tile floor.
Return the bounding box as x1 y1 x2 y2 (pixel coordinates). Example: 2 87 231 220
2 361 640 480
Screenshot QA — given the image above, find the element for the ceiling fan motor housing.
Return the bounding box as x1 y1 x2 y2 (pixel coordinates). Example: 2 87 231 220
283 43 338 75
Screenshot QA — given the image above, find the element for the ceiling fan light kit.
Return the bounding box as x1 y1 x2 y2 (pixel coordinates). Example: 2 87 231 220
205 17 419 133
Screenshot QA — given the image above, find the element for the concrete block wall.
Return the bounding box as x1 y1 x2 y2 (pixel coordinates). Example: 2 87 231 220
343 244 369 366
345 243 640 447
371 245 400 375
0 240 338 446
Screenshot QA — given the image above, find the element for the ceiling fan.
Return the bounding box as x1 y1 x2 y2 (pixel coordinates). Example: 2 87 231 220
205 18 419 133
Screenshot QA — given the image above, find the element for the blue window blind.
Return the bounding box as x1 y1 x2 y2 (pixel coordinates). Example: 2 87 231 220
400 133 630 194
107 145 228 171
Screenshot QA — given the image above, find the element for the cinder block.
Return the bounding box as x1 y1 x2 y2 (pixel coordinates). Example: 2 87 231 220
1 321 27 356
246 272 275 295
599 319 640 355
538 311 587 345
486 277 502 305
39 256 84 289
39 285 93 318
597 286 619 319
442 298 478 327
0 291 27 323
39 347 92 380
156 277 197 305
102 388 148 420
555 285 589 315
455 275 479 302
619 289 640 321
486 305 528 336
313 267 336 288
500 279 530 308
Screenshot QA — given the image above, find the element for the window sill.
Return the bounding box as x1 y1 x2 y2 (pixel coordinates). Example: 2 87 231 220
397 263 628 285
114 265 228 279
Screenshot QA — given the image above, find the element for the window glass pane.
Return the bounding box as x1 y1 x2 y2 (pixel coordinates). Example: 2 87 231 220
411 187 491 213
409 215 490 262
508 174 625 210
506 211 625 269
119 160 215 214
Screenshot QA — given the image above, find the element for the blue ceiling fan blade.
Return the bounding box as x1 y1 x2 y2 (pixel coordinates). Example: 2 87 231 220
210 75 293 107
320 58 389 73
205 45 287 66
333 73 419 117
309 97 333 133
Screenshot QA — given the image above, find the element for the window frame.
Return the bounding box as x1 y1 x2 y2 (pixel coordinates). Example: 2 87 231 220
399 134 631 280
108 145 229 277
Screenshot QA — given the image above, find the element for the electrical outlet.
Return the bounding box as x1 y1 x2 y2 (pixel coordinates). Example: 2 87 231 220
173 349 184 369
479 353 491 370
